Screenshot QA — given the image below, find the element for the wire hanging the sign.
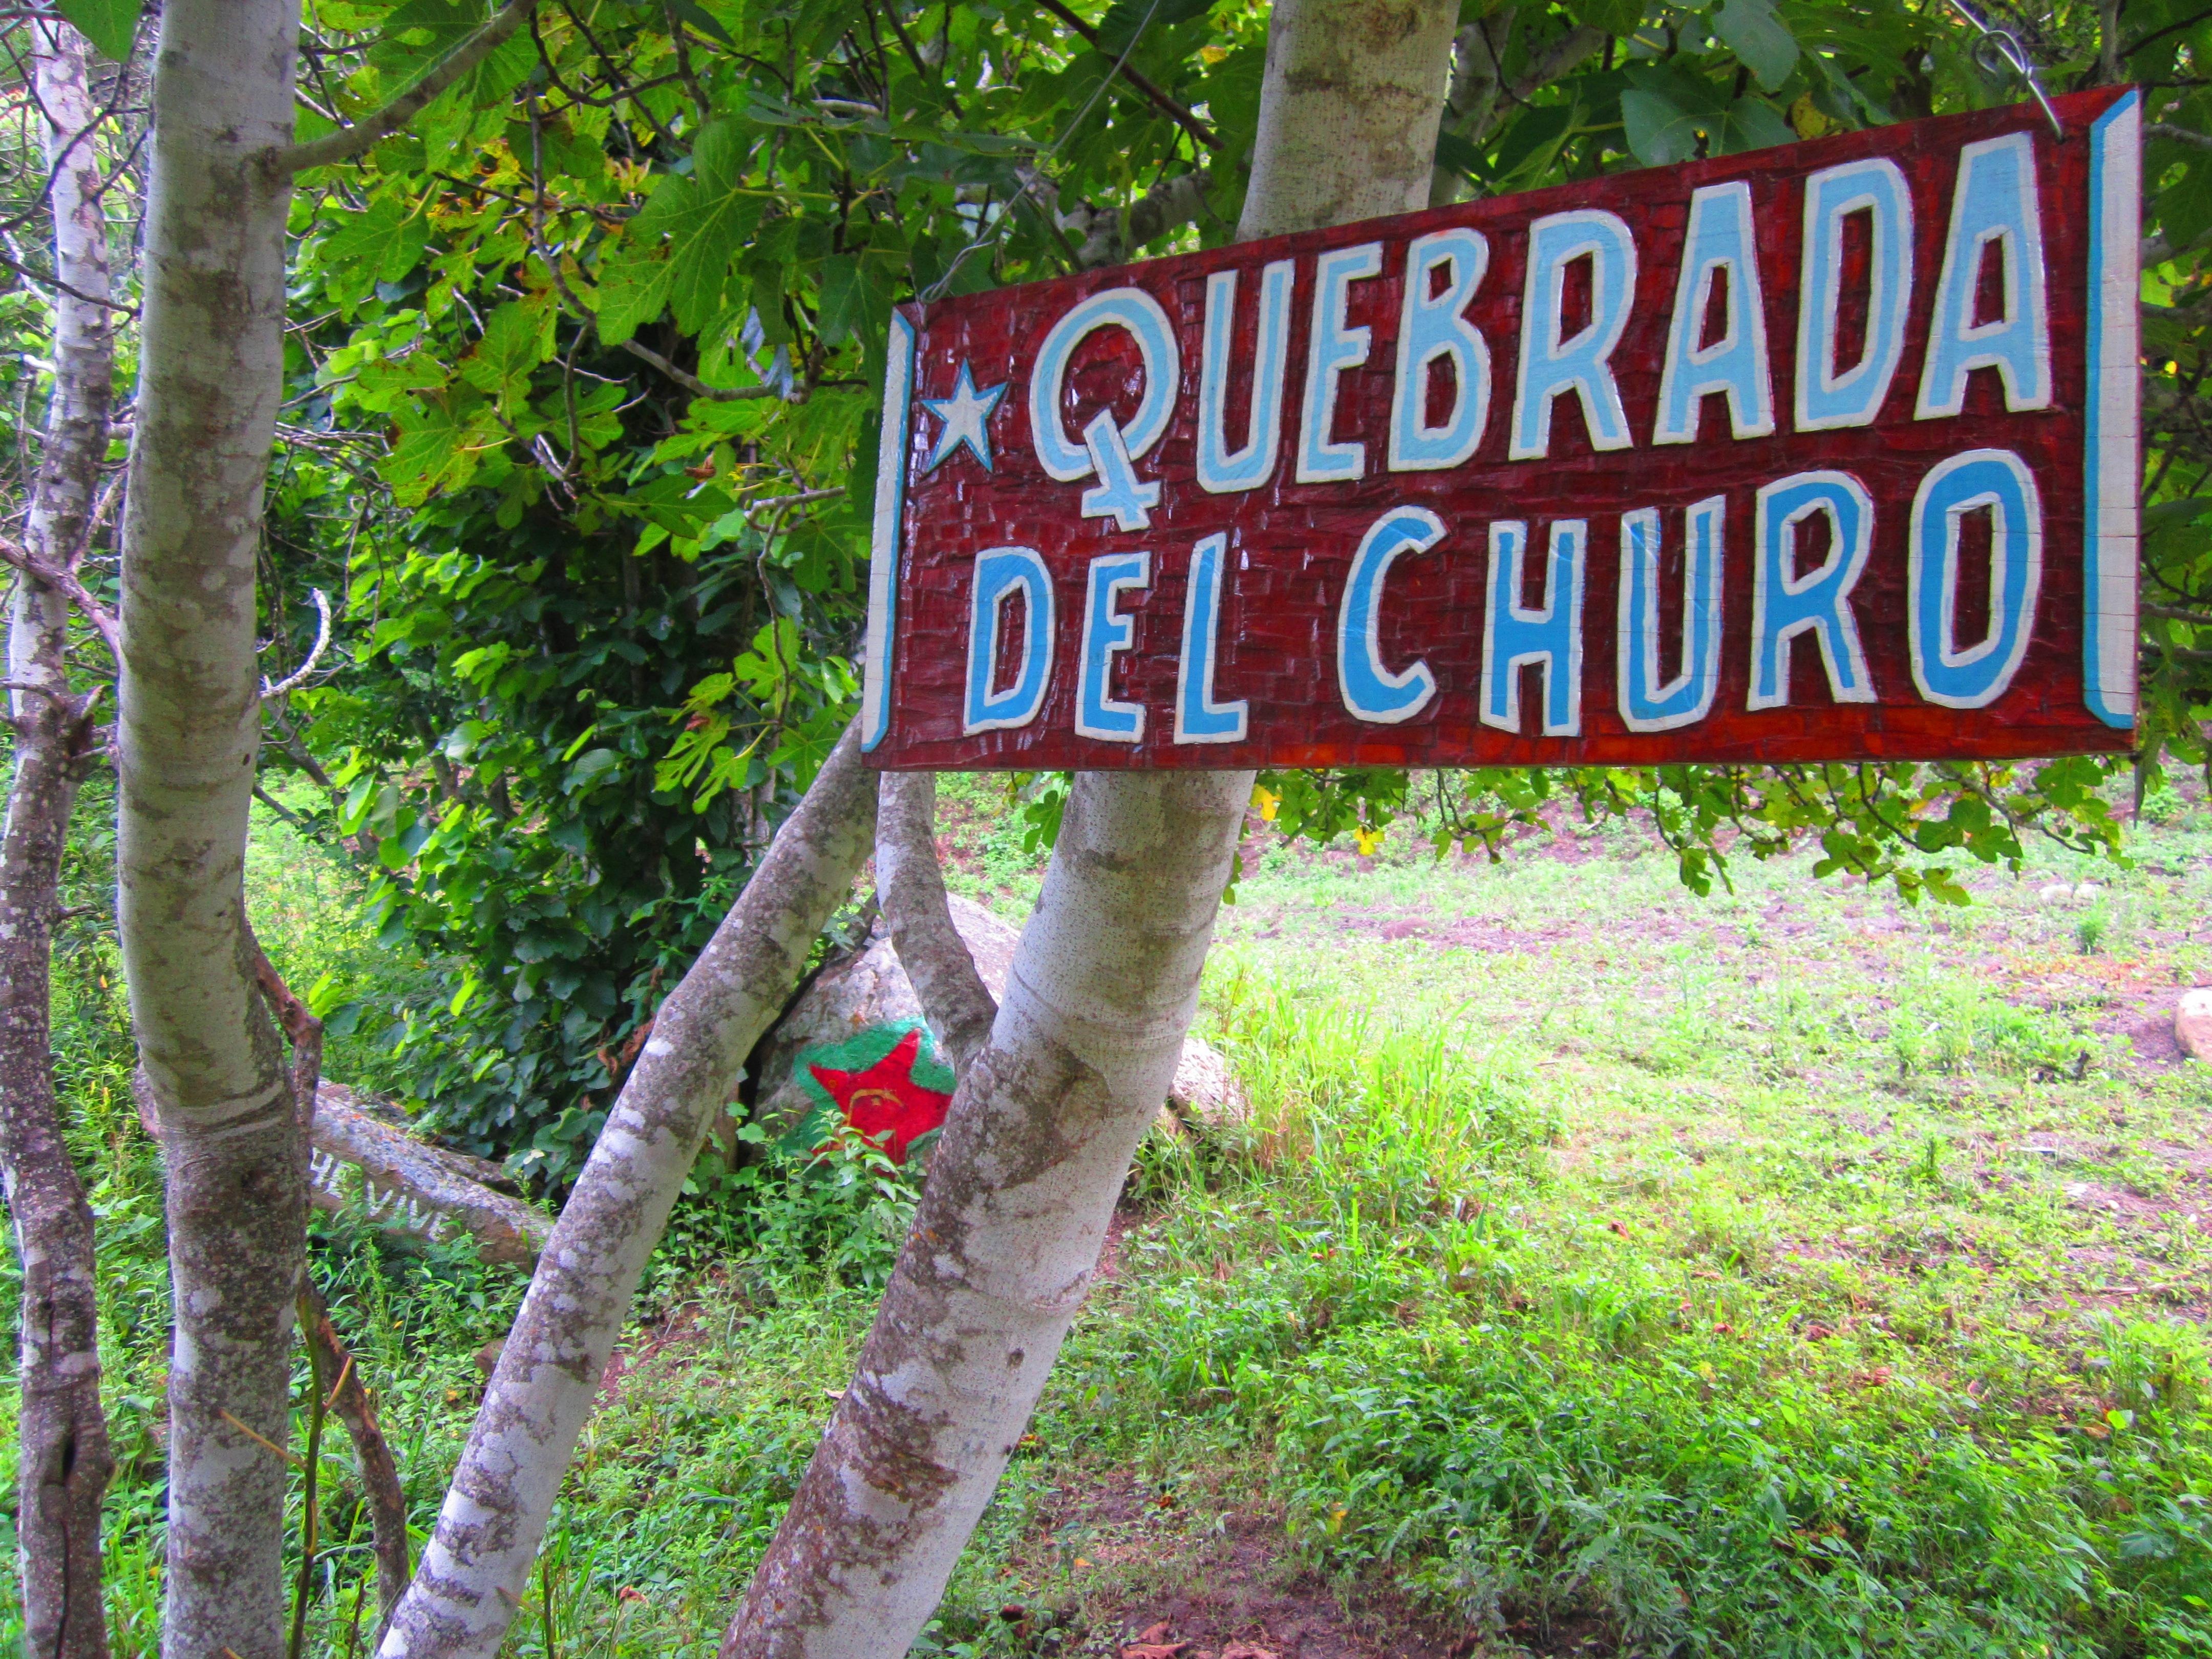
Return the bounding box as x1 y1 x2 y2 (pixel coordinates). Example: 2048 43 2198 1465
1945 0 2065 137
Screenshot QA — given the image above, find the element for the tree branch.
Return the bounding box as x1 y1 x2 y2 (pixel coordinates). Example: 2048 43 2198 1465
1034 0 1219 152
261 587 333 699
1049 164 1215 270
2150 120 2212 149
0 536 118 661
251 945 324 1137
1476 23 1604 147
876 772 997 1078
300 1282 412 1627
276 0 539 172
618 337 791 402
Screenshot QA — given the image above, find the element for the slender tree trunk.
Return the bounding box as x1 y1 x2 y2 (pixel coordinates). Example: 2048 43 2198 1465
1 23 119 1659
116 5 303 1656
721 16 1456 1651
375 726 878 1658
876 773 996 1077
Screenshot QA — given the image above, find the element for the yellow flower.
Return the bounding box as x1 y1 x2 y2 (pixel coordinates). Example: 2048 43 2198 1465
1251 783 1279 822
1353 823 1384 856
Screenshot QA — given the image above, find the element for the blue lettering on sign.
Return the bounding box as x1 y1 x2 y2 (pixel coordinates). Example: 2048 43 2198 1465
1388 228 1492 472
1337 506 1443 724
1198 260 1295 494
1618 497 1724 732
1176 533 1248 743
1748 471 1875 709
1916 132 2051 418
1076 551 1152 741
1298 243 1384 483
1908 448 2043 710
1510 210 1637 459
1481 519 1587 735
964 546 1055 734
1653 182 1773 445
1796 157 1914 432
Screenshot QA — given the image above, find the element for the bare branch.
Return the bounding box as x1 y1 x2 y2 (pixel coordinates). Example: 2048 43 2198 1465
1034 0 1218 152
261 587 332 699
877 772 997 1077
250 946 323 1135
618 337 793 401
300 1282 411 1624
277 0 540 172
0 536 118 661
2150 120 2212 149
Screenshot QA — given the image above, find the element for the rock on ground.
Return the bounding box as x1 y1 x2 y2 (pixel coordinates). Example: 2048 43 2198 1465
750 894 1244 1137
2177 989 2212 1061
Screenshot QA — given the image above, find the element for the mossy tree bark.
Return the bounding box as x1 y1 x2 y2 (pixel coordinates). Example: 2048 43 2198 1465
116 5 305 1654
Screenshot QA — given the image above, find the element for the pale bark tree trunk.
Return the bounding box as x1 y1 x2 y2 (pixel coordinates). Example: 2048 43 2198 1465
720 11 1458 1651
876 773 996 1077
1427 15 1605 208
1 22 119 1659
116 4 304 1655
374 726 877 1658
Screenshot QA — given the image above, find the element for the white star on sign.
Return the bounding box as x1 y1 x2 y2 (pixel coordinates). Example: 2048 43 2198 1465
920 361 1008 473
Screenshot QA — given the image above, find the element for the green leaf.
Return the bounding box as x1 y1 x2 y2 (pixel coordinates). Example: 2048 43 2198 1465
1712 95 1795 154
665 0 737 47
1620 89 1699 165
626 122 765 336
1565 0 1644 35
1095 0 1215 53
53 0 141 61
318 196 433 286
457 299 554 411
1713 0 1800 93
1434 128 1485 184
591 235 675 346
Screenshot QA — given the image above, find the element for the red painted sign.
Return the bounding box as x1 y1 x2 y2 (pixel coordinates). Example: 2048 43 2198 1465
859 89 2142 772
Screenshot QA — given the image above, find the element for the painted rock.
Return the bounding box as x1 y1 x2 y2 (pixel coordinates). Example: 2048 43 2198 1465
749 895 1243 1157
2176 989 2212 1061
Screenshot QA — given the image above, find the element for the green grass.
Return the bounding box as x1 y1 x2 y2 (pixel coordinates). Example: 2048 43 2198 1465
7 781 2212 1656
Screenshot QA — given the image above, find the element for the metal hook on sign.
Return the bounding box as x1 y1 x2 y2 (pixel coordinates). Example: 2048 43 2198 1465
1946 0 2065 137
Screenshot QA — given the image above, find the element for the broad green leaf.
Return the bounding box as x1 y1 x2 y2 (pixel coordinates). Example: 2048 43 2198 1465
1620 89 1699 165
319 196 433 286
371 0 478 79
592 236 676 346
1712 95 1796 154
54 0 140 61
1713 0 1801 93
458 299 554 412
1095 0 1215 53
626 122 765 336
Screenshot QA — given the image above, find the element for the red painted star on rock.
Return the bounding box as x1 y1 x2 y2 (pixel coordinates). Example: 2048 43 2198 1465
806 1027 951 1165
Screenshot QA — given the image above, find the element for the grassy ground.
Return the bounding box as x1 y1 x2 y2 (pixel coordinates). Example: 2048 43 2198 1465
5 778 2210 1657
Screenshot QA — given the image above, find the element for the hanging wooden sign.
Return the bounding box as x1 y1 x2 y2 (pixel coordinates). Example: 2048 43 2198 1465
859 89 2142 772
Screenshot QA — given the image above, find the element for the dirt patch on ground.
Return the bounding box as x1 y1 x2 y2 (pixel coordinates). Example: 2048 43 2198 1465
1023 1470 1465 1658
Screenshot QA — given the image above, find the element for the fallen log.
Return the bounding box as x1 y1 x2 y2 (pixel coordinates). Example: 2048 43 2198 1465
308 1083 551 1269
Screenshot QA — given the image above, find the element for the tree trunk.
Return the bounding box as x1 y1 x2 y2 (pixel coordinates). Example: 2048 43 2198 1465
116 5 304 1656
721 16 1456 1651
375 726 878 1658
1 22 119 1659
876 772 996 1077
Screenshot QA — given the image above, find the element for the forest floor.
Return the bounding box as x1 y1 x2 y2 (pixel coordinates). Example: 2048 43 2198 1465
7 776 2212 1658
